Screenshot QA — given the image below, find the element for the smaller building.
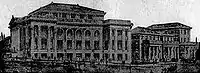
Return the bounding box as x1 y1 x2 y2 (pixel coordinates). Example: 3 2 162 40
131 22 199 63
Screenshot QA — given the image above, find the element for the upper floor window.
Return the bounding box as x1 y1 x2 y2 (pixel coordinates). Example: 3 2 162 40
71 14 76 18
80 14 85 19
57 28 63 36
67 29 73 37
117 30 122 36
76 30 82 38
94 30 100 37
41 38 47 50
88 15 93 19
62 13 67 18
57 40 63 50
85 30 91 37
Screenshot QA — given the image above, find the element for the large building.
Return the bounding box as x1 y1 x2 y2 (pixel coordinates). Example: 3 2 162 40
131 22 199 63
8 2 133 63
8 2 198 64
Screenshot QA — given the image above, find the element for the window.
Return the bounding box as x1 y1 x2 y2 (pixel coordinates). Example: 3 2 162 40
41 53 47 59
112 29 115 36
117 54 123 61
67 53 73 60
35 38 38 49
85 41 90 50
67 29 73 37
76 40 82 50
125 54 128 60
57 28 63 36
88 15 93 19
67 40 72 49
104 40 109 50
76 53 82 59
34 53 38 58
80 14 85 19
117 30 122 36
117 40 122 50
41 26 48 36
57 40 63 50
112 40 115 50
53 13 58 17
57 53 64 60
112 54 115 60
34 25 38 36
94 53 100 60
76 30 82 38
62 13 67 18
94 41 99 50
125 40 127 50
94 30 100 37
85 30 91 37
71 14 76 18
41 38 47 50
85 53 91 60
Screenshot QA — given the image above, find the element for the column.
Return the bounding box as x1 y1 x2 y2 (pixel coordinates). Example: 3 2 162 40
122 30 125 50
115 29 117 50
30 25 34 57
54 27 57 59
152 46 155 61
149 47 151 61
47 26 51 58
38 26 41 58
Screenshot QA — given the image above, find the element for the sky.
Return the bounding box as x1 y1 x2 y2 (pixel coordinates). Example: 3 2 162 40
0 0 200 41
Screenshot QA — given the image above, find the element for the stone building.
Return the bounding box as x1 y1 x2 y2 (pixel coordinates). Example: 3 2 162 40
131 22 198 63
8 2 133 63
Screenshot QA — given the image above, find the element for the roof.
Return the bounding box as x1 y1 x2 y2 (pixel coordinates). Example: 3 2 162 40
131 26 160 34
28 2 106 15
147 22 192 29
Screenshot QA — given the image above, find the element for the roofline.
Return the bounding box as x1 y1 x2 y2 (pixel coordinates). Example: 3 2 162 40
28 2 106 16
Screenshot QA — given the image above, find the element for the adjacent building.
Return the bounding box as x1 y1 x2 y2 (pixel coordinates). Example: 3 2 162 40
131 22 199 63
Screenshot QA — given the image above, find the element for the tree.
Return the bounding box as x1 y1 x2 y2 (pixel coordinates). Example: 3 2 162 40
0 41 6 72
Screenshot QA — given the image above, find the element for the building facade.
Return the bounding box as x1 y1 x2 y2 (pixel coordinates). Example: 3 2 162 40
131 22 199 63
9 2 133 63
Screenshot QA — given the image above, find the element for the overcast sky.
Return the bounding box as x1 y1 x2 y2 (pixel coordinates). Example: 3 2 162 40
0 0 200 41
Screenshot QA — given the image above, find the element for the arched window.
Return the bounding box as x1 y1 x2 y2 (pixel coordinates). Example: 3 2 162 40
85 30 91 37
57 28 63 36
94 30 100 37
67 29 73 37
76 30 82 38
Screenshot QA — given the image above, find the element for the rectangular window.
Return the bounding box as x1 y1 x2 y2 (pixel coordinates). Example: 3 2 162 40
117 40 122 50
76 40 82 50
117 54 123 61
67 40 72 49
57 40 63 50
80 14 85 19
94 41 99 50
67 53 73 60
85 41 90 50
117 30 122 36
85 53 91 60
112 54 115 60
112 40 115 50
94 53 100 60
76 53 82 58
105 41 109 50
88 15 93 19
125 54 128 60
41 38 47 50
